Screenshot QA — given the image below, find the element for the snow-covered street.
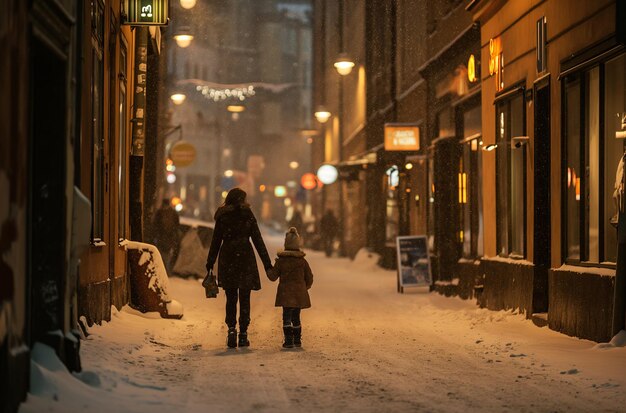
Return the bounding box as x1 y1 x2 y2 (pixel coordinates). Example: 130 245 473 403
20 232 626 413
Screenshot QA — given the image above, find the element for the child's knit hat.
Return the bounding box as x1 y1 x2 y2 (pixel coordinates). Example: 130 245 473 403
284 227 301 251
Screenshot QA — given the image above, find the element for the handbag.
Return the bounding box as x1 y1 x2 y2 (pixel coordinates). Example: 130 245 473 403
202 270 219 298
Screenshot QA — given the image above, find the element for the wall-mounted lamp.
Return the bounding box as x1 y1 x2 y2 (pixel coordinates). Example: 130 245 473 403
333 53 355 76
314 106 332 123
482 144 497 152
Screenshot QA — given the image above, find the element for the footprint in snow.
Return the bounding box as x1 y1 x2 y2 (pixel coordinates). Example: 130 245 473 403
560 368 579 375
509 353 526 358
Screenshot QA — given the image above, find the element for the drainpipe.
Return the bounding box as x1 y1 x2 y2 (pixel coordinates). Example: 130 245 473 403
613 152 626 336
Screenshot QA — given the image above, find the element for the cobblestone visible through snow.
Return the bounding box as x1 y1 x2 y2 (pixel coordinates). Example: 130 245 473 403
19 231 626 413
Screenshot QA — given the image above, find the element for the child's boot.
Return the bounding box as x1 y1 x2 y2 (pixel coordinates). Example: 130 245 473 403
282 326 294 348
292 325 302 347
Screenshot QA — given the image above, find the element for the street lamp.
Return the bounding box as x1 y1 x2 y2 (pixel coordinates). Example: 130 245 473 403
179 0 197 9
314 106 331 124
333 53 355 76
173 27 194 48
170 93 186 105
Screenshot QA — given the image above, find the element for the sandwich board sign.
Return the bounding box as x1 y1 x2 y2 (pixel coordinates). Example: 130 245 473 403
396 235 432 293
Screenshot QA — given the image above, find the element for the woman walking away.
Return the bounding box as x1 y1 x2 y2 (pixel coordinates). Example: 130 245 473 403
267 227 314 348
206 188 273 348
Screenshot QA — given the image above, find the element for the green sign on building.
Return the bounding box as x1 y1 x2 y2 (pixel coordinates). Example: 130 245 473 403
124 0 169 26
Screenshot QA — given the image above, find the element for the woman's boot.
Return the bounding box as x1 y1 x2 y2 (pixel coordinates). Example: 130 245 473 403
227 327 237 348
292 325 302 347
282 326 294 348
238 331 250 347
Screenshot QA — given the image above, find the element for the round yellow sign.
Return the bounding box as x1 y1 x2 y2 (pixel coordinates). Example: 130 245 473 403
468 54 477 83
170 141 197 167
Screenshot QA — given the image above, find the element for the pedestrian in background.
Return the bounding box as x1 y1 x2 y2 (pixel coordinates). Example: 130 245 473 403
267 227 314 348
206 188 273 348
288 209 304 239
153 198 180 273
319 209 339 257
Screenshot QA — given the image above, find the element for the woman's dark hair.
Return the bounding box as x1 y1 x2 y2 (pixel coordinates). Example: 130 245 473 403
224 187 247 206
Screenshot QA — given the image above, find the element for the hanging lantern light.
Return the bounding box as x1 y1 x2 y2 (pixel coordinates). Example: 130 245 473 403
333 53 355 76
314 106 331 124
173 26 194 48
170 93 186 105
180 0 197 9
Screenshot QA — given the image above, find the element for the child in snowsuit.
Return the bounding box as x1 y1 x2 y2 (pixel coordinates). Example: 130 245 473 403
267 227 314 348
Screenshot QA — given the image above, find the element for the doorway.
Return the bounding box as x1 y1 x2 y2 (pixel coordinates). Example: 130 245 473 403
533 78 551 314
28 37 68 343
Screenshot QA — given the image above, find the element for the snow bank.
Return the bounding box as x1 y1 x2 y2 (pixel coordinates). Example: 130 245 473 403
124 240 171 302
123 240 183 319
594 330 626 349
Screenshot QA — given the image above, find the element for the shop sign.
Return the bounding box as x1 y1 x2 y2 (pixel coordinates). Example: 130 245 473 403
123 0 169 26
170 141 196 167
396 235 432 290
384 124 420 151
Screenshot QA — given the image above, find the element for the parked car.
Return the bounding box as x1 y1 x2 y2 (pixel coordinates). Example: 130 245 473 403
172 216 214 279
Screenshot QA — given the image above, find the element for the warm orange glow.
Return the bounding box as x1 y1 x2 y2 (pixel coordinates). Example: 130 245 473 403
259 184 266 192
576 177 581 201
171 197 182 206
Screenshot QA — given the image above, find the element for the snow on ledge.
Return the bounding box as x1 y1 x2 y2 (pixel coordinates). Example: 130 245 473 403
482 255 533 266
554 264 615 278
434 278 460 286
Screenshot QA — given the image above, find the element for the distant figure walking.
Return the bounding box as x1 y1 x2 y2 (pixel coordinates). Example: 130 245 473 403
267 227 313 348
153 199 180 273
319 209 339 257
206 188 273 348
288 210 304 239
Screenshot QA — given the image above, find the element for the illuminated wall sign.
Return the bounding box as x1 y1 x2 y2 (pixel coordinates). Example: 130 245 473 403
468 54 477 83
384 124 420 151
489 38 504 91
124 0 169 26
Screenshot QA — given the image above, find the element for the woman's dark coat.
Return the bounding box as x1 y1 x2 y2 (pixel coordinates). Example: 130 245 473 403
267 250 313 308
206 205 272 291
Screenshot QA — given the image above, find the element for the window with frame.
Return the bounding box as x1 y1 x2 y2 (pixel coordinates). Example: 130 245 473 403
91 0 105 241
563 53 625 264
459 105 483 258
496 92 526 257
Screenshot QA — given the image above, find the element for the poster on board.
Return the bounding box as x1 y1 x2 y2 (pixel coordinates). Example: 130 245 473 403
396 236 432 291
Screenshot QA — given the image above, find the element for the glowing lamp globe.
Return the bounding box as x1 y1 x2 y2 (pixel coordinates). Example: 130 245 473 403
333 53 355 76
317 164 338 185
